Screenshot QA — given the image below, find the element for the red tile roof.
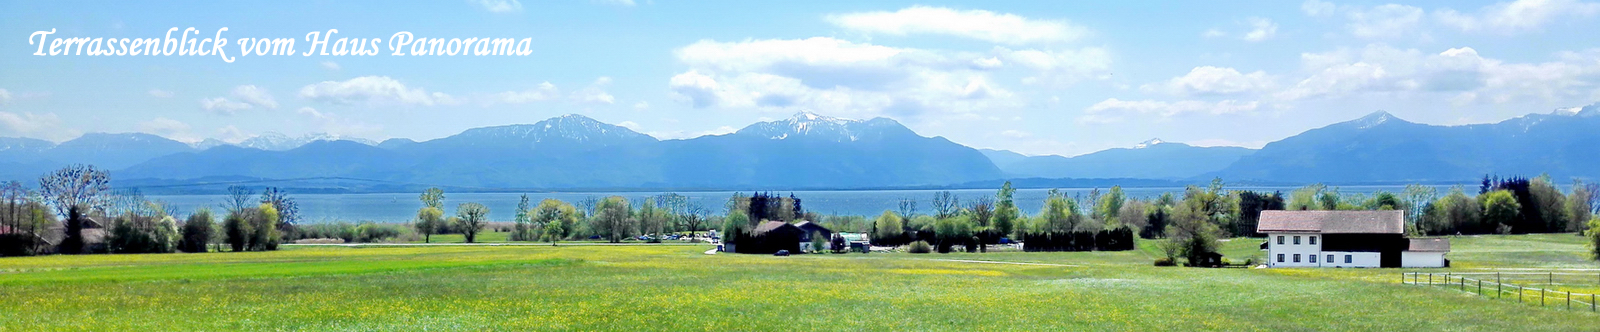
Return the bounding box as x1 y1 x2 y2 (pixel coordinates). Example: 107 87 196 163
1256 210 1404 234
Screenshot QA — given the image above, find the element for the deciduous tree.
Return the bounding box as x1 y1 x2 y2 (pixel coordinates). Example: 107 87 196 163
455 202 489 243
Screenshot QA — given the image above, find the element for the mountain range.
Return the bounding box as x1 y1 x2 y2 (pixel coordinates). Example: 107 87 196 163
1 108 1597 192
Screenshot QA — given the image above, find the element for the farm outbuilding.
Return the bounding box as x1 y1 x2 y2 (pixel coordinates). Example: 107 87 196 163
728 221 804 254
1258 210 1449 268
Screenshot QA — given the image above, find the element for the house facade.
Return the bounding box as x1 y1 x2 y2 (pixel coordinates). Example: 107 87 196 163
1258 210 1448 268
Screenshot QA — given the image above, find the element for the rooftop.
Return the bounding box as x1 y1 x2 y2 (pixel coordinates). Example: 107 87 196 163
1256 210 1405 234
1407 238 1451 252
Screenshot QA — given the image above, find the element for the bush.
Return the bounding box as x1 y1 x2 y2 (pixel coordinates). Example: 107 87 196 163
907 240 932 254
107 213 178 254
0 233 36 257
178 209 215 253
1153 257 1176 266
354 223 405 243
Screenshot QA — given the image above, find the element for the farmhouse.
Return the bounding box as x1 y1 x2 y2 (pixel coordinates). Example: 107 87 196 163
794 221 832 252
1257 210 1449 268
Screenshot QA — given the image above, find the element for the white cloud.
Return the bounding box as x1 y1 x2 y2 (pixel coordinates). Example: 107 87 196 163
230 85 277 109
1085 98 1260 119
489 82 561 104
1000 129 1032 138
1145 66 1274 96
633 101 650 110
1346 4 1426 39
199 97 253 114
1302 0 1337 17
200 85 278 115
147 89 173 98
296 107 382 138
1243 17 1279 42
592 0 635 6
570 77 616 104
0 111 74 141
299 76 455 106
616 121 641 131
825 6 1089 45
137 117 197 142
321 61 341 71
1435 0 1600 33
470 0 522 13
215 125 250 143
0 88 9 105
1274 44 1600 103
1202 28 1227 38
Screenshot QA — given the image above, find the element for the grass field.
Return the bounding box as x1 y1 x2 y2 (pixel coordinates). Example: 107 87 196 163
2 235 1598 331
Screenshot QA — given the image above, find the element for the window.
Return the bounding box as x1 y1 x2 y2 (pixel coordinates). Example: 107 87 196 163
1345 255 1352 263
1293 254 1301 263
1293 236 1301 245
1309 236 1317 245
1327 254 1334 263
1310 255 1317 263
1277 254 1284 262
1277 236 1284 245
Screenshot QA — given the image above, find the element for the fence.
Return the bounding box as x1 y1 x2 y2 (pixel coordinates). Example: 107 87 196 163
1402 272 1599 312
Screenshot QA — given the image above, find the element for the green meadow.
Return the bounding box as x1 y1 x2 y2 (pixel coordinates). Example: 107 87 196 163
2 235 1598 331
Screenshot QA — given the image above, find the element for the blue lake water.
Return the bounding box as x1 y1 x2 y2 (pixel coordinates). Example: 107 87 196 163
147 185 1460 223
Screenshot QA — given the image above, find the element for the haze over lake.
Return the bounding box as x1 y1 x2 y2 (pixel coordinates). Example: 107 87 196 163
149 185 1457 223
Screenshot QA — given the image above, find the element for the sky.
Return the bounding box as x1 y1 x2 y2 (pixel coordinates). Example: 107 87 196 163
1 0 1598 157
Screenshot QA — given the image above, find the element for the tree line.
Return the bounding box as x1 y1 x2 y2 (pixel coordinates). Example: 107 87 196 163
0 164 301 256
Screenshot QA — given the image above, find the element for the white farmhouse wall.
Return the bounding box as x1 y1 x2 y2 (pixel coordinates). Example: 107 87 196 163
1319 251 1381 268
1266 232 1384 268
1401 252 1446 268
1266 233 1323 267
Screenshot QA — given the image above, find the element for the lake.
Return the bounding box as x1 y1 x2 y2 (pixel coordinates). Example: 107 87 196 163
143 185 1468 223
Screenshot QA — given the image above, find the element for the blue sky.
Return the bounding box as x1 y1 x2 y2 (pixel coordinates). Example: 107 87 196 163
1 0 1598 156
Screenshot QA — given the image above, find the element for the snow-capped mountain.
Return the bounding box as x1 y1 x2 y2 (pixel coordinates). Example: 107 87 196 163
231 132 378 151
440 114 655 148
1133 138 1165 149
735 111 912 142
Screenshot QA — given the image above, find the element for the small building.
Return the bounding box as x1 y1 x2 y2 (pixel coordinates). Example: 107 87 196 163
1257 210 1449 268
729 221 803 254
794 221 832 252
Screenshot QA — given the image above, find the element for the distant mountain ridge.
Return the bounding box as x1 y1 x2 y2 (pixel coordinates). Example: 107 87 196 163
981 140 1256 180
107 112 1002 189
3 107 1600 190
1214 110 1600 182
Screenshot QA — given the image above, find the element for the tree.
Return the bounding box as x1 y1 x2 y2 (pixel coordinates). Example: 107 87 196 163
1038 190 1084 233
722 210 751 241
107 212 177 254
533 199 580 241
455 202 489 243
591 196 633 243
1287 184 1325 210
680 202 710 238
993 181 1019 240
60 206 87 254
223 208 253 252
259 187 299 239
1168 196 1221 266
1367 191 1401 210
178 208 215 253
1097 186 1126 223
967 196 995 248
1141 205 1170 239
635 198 668 241
933 216 974 253
1529 176 1568 233
37 164 111 219
414 207 444 243
931 191 960 220
224 186 254 213
871 210 904 245
897 197 918 218
1402 184 1438 233
1570 180 1596 233
1588 218 1600 260
420 187 445 210
249 203 280 251
543 215 566 245
1482 190 1521 234
511 194 535 241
